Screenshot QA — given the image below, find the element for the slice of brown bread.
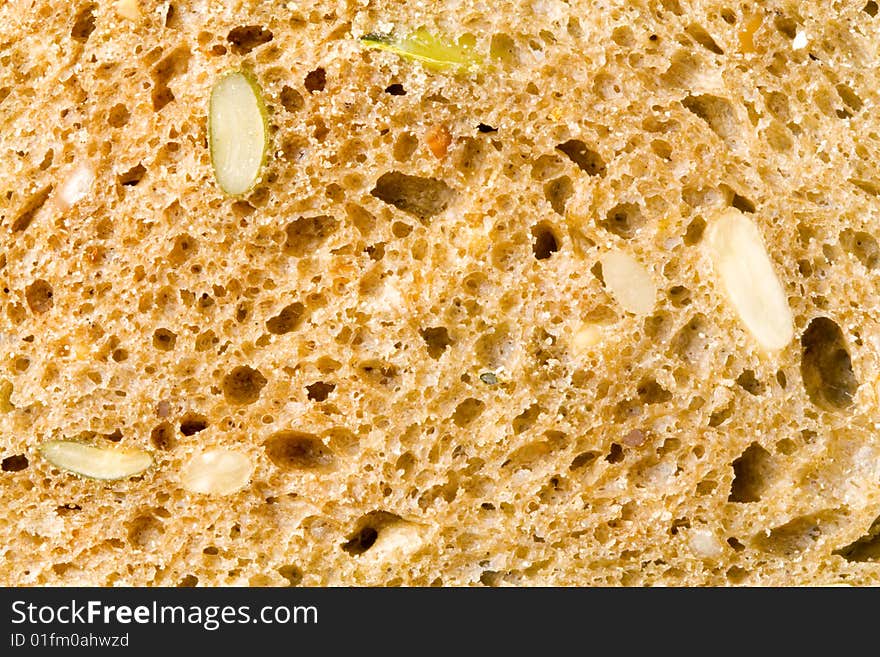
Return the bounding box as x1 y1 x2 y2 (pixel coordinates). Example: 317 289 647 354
2 0 880 586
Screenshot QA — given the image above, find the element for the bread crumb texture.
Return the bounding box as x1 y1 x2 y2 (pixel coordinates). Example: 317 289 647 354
2 0 880 586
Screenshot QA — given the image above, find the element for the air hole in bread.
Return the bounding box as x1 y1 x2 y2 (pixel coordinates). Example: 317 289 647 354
731 193 755 213
530 223 559 260
735 369 765 395
118 163 146 186
393 133 419 162
543 176 573 215
341 512 403 556
342 527 378 555
370 171 454 221
605 443 624 463
512 403 543 434
839 229 879 269
454 137 486 175
726 566 748 584
311 117 329 142
180 413 208 436
659 0 684 14
504 439 560 471
569 451 598 470
611 25 634 47
195 330 219 352
531 153 563 181
151 47 190 112
834 515 880 562
775 438 797 455
765 121 793 152
419 478 459 509
284 215 337 256
667 285 690 307
671 314 711 365
278 564 303 586
71 3 97 42
650 139 672 160
601 202 644 238
178 575 198 587
152 328 177 351
452 398 485 427
127 514 164 549
865 1 879 16
277 87 303 115
1 454 28 472
107 103 130 128
669 517 690 535
850 178 880 196
462 272 488 296
489 33 519 66
355 359 396 386
229 200 255 219
773 15 799 39
708 402 733 427
97 428 121 443
696 479 717 495
420 326 452 359
222 366 267 405
163 3 180 28
800 317 857 411
729 442 773 503
724 537 744 553
226 26 274 55
304 67 326 93
836 84 863 112
25 279 54 313
556 140 605 175
306 381 335 402
683 217 706 245
637 379 672 404
685 23 724 54
384 83 406 96
11 186 52 233
754 511 843 557
474 325 513 369
681 94 741 148
150 422 176 450
168 233 197 266
0 380 12 413
56 504 82 517
266 301 305 335
265 431 335 470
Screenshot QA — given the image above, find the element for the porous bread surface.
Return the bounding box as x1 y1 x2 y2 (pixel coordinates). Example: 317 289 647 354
2 0 880 586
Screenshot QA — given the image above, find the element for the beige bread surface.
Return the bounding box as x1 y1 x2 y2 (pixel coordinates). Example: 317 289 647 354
2 0 880 586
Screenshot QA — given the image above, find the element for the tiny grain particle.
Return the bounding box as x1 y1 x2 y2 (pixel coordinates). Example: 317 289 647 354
116 0 141 21
57 164 94 209
156 400 172 418
622 429 645 447
425 124 452 159
479 372 498 385
688 529 724 559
